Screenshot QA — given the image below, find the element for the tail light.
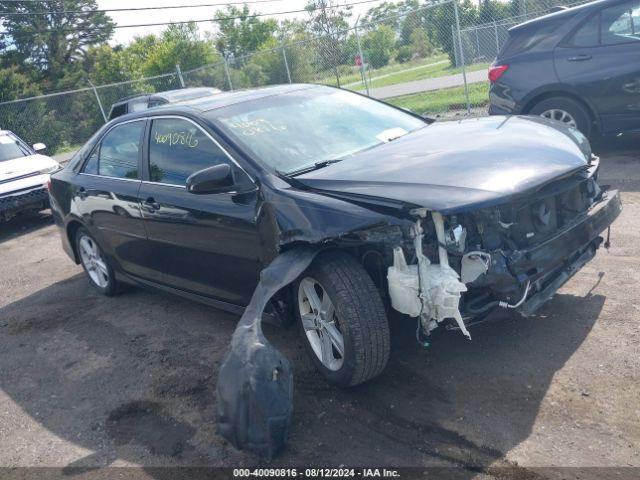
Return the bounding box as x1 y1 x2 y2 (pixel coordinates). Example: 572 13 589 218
488 64 509 83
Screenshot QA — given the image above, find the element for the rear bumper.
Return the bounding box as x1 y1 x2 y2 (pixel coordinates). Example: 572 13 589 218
0 186 49 219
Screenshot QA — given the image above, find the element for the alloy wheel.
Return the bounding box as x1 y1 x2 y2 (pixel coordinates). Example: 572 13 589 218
78 235 110 288
540 109 577 128
298 277 345 371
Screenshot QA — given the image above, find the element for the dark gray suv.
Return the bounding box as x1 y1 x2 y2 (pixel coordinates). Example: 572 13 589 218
489 0 640 137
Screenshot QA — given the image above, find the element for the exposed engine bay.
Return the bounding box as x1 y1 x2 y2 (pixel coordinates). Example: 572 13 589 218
382 157 621 339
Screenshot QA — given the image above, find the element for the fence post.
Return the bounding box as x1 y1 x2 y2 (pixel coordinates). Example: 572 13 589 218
453 0 471 115
223 56 234 91
88 79 107 123
355 16 370 96
175 64 185 88
282 46 292 84
451 25 459 68
493 21 500 57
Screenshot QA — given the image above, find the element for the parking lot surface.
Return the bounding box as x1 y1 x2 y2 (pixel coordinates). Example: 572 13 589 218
1 136 639 476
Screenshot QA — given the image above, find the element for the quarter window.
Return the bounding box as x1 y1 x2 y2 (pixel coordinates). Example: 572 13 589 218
148 118 231 186
83 121 144 179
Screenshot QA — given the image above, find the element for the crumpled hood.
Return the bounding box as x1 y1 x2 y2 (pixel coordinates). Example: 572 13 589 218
0 154 59 182
295 115 591 213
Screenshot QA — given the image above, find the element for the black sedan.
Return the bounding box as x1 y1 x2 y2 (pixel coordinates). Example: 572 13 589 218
489 0 640 137
49 84 621 387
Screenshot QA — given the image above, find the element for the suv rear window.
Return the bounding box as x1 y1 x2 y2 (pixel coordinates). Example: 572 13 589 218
500 17 566 57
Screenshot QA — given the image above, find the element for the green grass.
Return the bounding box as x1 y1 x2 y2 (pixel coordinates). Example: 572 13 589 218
354 61 489 91
319 54 448 87
53 143 82 156
386 81 490 115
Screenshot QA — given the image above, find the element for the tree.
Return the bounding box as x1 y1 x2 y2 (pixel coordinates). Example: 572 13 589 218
432 0 478 65
362 24 396 69
0 0 114 83
142 23 220 76
213 5 277 60
361 0 419 30
305 0 352 86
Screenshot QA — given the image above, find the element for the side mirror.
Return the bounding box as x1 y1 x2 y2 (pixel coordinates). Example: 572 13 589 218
33 143 46 152
186 164 234 194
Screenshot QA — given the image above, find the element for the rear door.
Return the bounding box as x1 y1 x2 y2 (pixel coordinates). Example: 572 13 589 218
554 0 640 133
75 119 150 276
137 116 262 305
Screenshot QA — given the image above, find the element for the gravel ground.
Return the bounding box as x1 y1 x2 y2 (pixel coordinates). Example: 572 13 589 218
0 135 638 478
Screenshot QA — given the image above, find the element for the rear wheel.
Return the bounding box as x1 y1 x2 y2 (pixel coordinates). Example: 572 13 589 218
295 251 390 387
529 96 593 137
76 228 118 296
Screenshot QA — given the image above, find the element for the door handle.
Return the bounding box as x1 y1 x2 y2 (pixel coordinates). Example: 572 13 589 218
567 54 592 62
143 197 161 211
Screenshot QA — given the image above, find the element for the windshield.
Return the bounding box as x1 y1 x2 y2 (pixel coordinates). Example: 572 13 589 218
207 87 426 175
0 134 30 162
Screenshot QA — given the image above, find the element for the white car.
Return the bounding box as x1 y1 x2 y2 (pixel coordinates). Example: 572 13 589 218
0 130 61 222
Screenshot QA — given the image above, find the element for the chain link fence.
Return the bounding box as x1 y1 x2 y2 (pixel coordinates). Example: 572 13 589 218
0 0 584 155
0 72 181 155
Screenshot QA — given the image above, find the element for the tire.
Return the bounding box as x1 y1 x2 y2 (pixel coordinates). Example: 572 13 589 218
295 250 390 387
529 96 593 137
75 227 118 296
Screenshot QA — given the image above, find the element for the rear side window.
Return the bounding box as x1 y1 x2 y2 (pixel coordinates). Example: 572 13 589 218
568 13 601 46
82 121 144 179
148 118 231 186
500 17 566 57
601 0 640 45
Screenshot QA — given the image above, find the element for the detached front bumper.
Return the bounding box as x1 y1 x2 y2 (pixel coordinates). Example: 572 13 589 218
0 185 50 220
477 190 622 314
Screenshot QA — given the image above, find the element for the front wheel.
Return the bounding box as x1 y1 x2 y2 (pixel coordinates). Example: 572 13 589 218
295 251 390 387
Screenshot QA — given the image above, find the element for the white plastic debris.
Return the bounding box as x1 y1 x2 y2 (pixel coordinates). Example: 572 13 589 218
387 247 422 317
461 251 492 284
387 210 470 339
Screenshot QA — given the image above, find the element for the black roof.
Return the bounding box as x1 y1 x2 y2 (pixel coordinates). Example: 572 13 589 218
112 87 222 106
146 84 321 114
510 0 615 32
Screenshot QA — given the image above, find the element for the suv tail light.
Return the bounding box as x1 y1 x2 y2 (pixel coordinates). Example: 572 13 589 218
488 64 509 83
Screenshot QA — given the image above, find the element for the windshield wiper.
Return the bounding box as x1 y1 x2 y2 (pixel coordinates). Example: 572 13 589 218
286 159 343 177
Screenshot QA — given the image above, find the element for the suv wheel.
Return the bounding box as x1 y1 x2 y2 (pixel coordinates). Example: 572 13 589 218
295 251 390 387
76 228 118 296
529 96 592 137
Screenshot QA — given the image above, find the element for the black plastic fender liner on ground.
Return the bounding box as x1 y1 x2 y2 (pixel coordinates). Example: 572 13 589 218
216 247 319 459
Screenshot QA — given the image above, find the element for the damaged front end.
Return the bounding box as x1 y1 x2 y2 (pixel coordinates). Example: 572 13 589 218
386 159 622 339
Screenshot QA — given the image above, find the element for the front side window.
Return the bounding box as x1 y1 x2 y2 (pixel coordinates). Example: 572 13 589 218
601 0 640 44
83 121 144 179
208 87 426 175
148 118 231 186
0 133 29 162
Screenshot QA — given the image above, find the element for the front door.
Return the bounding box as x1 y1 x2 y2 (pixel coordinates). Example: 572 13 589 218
137 116 262 306
554 0 640 133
